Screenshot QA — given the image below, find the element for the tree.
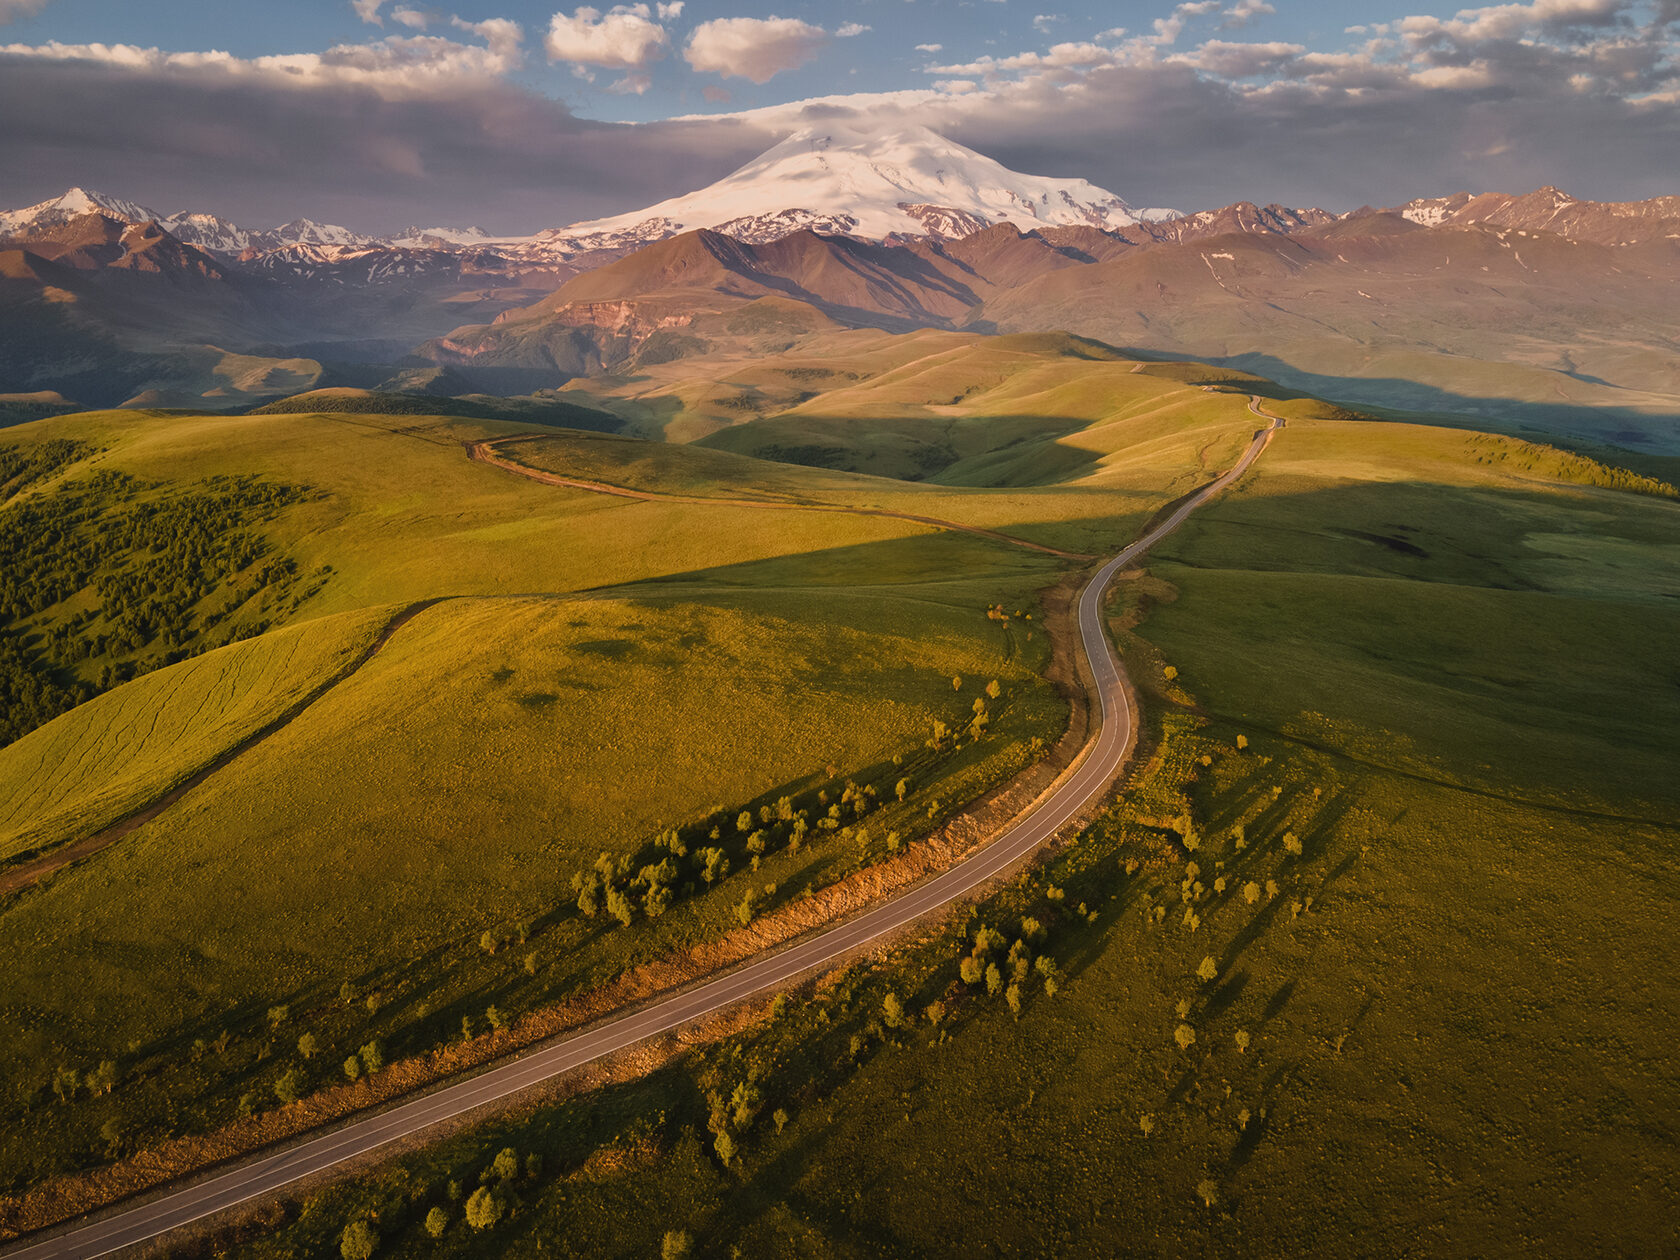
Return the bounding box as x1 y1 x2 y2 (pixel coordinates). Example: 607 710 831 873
266 1004 289 1027
1197 956 1219 983
491 1146 520 1181
1196 1178 1219 1208
274 1068 305 1105
882 991 906 1030
1163 664 1178 681
360 1040 384 1073
985 962 1003 997
424 1207 449 1238
464 1186 504 1229
480 929 499 954
714 1130 737 1164
1283 831 1303 856
340 1219 378 1260
343 1055 362 1082
1139 1114 1155 1137
1235 1029 1251 1053
1243 881 1261 905
605 885 634 927
895 778 909 802
951 674 963 691
773 1107 790 1133
86 1060 118 1095
1006 983 1023 1018
736 810 754 834
1236 733 1249 751
1174 1023 1197 1050
662 1230 694 1259
735 889 757 927
487 1006 507 1032
959 956 984 986
986 678 1001 699
297 1033 319 1059
574 871 601 917
51 1066 78 1103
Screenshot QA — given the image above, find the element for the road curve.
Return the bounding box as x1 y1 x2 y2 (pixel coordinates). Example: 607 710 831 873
3 414 1280 1260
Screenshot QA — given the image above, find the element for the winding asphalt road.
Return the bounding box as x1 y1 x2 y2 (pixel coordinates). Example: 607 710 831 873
2 410 1280 1260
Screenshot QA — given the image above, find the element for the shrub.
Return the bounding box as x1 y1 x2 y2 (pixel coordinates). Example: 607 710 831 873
359 1040 383 1073
464 1186 504 1229
273 1068 304 1105
340 1219 378 1260
487 1006 507 1032
662 1230 694 1260
735 889 757 927
424 1207 449 1238
1236 734 1248 751
605 885 635 927
343 1056 362 1081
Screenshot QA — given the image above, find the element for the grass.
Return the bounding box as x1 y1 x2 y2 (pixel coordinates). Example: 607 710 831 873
0 604 393 865
200 406 1680 1259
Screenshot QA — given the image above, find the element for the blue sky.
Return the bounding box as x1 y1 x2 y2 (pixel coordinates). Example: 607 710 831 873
2 0 1677 230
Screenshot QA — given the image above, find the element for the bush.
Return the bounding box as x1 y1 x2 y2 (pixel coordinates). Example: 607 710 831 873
340 1220 378 1260
342 1056 362 1081
734 889 757 927
425 1207 449 1238
273 1068 305 1105
486 1006 507 1031
464 1186 504 1229
662 1231 694 1259
359 1040 383 1073
491 1146 520 1181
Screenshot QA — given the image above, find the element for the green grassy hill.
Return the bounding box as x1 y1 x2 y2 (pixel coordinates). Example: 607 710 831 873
200 402 1680 1260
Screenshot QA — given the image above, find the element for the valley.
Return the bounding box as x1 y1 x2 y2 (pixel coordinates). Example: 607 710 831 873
1 63 1676 1260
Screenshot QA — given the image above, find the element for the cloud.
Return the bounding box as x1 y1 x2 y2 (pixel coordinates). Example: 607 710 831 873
0 0 51 24
0 38 772 233
1032 14 1063 34
544 5 669 70
351 0 385 25
657 1 683 17
390 6 428 30
915 43 943 53
837 22 871 38
684 16 828 83
1222 0 1276 28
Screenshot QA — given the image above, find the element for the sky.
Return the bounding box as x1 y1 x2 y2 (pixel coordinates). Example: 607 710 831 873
1 0 1677 232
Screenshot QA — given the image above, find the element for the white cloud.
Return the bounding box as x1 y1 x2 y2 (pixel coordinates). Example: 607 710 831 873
0 0 52 24
452 17 523 62
1222 0 1276 28
1174 37 1303 76
0 28 525 89
927 41 1116 76
351 0 385 26
837 22 871 38
545 5 668 70
1402 0 1626 44
1032 14 1063 34
915 43 943 53
390 6 428 30
684 16 828 83
657 1 683 17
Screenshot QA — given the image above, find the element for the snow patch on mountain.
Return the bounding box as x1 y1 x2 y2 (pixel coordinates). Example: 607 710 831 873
0 187 163 237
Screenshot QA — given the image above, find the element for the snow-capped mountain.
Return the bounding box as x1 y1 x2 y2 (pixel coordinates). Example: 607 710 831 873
0 187 164 238
549 125 1177 250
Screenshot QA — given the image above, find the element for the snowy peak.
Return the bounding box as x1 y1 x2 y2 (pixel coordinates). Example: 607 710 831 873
552 124 1177 249
0 187 163 237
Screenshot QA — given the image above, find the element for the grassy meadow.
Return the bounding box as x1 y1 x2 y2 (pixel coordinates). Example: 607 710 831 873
0 349 1271 1200
200 407 1680 1259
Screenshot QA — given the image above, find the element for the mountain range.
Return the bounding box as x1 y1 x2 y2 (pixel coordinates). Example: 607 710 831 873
3 127 1677 449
